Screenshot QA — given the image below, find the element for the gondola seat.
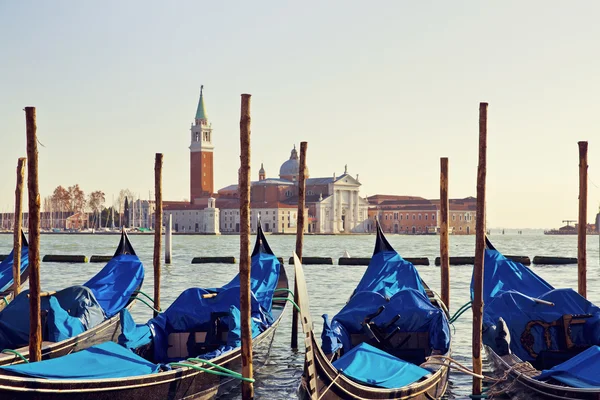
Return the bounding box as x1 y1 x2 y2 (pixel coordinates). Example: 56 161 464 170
120 286 266 363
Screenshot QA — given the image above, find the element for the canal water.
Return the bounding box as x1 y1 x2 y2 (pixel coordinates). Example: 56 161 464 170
1 232 599 399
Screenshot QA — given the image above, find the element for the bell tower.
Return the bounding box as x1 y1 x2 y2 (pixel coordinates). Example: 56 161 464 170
190 85 214 202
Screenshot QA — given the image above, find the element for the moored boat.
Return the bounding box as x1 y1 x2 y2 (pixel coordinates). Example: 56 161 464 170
476 237 600 399
298 222 451 399
0 231 30 312
0 223 289 400
0 229 144 365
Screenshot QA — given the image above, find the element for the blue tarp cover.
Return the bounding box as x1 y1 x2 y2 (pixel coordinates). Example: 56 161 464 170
332 342 430 389
354 250 426 298
535 345 600 388
221 252 281 313
84 254 144 317
0 286 105 350
1 341 160 380
476 248 600 363
0 243 29 292
149 286 264 362
475 249 553 305
120 250 281 362
323 250 450 354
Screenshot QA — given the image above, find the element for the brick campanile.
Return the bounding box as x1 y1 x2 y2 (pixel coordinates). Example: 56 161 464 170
189 85 214 202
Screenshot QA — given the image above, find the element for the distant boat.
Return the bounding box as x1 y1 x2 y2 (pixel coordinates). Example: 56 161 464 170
544 220 598 235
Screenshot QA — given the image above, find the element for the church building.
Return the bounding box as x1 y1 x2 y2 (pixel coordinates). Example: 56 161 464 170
163 86 370 234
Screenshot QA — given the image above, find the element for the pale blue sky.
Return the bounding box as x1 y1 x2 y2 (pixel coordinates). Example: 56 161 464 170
1 1 598 228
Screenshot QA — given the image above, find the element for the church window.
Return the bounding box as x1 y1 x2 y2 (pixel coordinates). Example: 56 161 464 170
425 214 428 220
412 214 416 220
459 215 462 221
452 214 456 221
394 213 398 220
418 214 422 220
400 214 403 220
432 214 435 220
385 214 388 220
195 132 199 142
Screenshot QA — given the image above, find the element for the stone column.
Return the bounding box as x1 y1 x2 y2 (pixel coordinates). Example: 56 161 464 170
348 190 354 232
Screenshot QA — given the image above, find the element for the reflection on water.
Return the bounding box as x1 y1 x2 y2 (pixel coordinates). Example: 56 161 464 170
1 232 598 399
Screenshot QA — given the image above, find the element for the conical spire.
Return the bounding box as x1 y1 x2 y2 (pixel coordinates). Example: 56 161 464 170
195 85 208 121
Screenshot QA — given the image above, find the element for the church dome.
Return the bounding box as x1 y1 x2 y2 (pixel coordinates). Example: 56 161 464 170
279 146 299 178
279 145 308 180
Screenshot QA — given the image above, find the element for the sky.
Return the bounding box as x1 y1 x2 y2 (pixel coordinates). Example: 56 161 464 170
1 1 599 229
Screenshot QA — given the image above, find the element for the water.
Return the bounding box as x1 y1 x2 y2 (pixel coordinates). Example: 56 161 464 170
1 232 599 399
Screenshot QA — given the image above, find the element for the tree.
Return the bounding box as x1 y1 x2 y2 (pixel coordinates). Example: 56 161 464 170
68 184 85 213
88 190 105 229
51 185 69 212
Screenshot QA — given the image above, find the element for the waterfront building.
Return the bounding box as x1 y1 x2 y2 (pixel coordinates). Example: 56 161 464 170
163 197 220 234
367 195 477 234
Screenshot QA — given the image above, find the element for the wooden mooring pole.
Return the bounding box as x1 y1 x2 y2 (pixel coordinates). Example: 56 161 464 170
153 153 163 317
13 157 26 296
25 107 42 362
440 157 450 310
578 141 588 298
239 93 254 399
472 102 488 395
292 141 308 349
165 214 172 264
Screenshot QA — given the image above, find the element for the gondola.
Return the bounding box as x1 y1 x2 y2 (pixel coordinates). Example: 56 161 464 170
475 238 600 399
298 223 451 399
0 229 144 366
0 231 30 312
0 223 289 400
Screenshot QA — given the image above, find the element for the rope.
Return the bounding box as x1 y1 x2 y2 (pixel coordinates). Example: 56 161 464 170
449 301 472 324
169 362 255 382
186 357 244 378
133 290 160 310
317 370 341 400
135 297 161 314
423 355 501 382
1 349 29 363
272 297 300 313
273 288 294 297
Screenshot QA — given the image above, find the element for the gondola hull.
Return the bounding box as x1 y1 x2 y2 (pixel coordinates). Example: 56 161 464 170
0 300 135 367
293 243 450 400
299 332 450 400
486 345 600 400
0 268 289 400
